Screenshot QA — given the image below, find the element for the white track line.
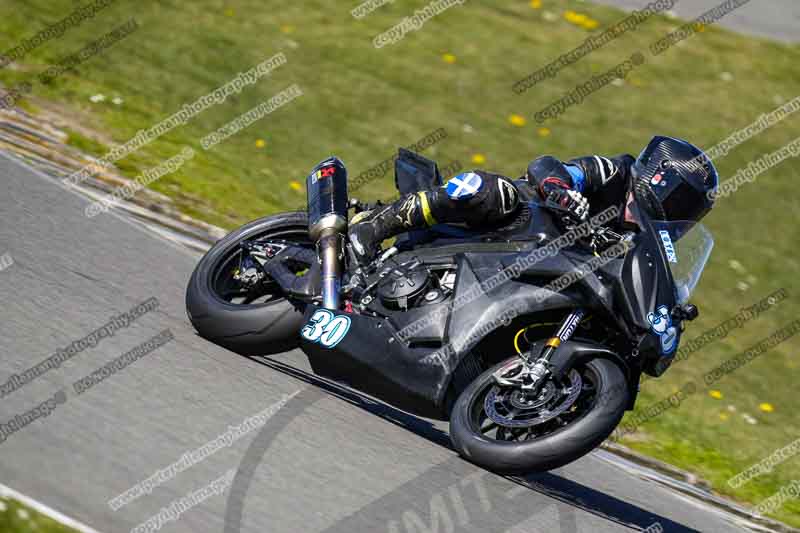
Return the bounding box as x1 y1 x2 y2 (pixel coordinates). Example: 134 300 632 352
0 482 102 533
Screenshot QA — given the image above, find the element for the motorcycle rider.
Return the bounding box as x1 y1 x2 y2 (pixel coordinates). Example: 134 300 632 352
348 136 719 263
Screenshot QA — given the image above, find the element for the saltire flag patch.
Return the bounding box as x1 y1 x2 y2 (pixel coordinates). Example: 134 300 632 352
446 172 483 200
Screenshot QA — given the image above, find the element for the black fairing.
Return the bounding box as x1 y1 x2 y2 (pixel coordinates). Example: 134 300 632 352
300 204 642 417
301 307 451 418
616 214 682 375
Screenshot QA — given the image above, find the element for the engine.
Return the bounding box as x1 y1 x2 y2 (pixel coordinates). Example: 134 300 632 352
372 259 453 311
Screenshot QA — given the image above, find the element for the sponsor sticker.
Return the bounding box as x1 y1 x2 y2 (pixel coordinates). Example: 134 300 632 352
647 305 679 355
659 229 678 263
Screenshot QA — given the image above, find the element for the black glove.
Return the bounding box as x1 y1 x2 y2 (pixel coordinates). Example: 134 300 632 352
545 189 589 222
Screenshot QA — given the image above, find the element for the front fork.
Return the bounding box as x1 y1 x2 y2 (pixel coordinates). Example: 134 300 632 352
493 309 586 391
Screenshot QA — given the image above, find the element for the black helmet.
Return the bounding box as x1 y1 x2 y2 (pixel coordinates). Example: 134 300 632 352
631 136 719 223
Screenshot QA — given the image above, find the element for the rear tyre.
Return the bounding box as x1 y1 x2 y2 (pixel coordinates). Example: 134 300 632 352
449 357 628 473
186 211 311 355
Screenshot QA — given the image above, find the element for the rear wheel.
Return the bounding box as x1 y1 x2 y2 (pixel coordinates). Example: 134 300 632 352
186 211 312 355
449 357 627 473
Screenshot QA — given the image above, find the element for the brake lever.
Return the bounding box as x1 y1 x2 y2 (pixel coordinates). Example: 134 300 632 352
544 198 584 227
593 227 623 246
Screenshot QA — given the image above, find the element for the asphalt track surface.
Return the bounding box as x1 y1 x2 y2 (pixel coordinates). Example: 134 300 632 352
594 0 800 43
0 151 771 533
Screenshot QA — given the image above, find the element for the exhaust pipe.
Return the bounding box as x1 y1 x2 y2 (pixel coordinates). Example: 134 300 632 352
307 157 348 310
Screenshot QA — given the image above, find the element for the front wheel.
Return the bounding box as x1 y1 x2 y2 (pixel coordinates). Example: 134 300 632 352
449 357 628 473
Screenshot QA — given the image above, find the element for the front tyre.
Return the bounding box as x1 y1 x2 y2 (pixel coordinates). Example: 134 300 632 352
449 357 628 473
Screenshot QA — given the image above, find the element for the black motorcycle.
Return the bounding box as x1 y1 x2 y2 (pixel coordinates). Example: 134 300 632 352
186 150 713 473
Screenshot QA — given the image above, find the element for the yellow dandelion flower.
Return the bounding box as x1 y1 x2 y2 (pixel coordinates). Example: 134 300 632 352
759 403 774 413
509 114 527 127
255 139 266 148
581 19 600 30
471 153 486 165
530 0 542 9
538 127 551 137
719 413 729 421
289 181 302 192
280 24 295 34
564 11 589 25
224 8 235 17
442 53 457 64
709 390 723 400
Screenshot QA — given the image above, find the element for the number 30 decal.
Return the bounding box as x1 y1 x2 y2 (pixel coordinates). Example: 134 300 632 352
301 309 351 348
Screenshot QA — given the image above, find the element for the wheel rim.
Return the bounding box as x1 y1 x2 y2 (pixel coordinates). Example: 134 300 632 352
468 363 602 443
210 225 312 308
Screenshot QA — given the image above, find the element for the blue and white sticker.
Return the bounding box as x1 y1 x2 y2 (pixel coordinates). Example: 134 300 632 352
647 305 678 355
659 230 678 264
446 172 483 200
301 309 351 348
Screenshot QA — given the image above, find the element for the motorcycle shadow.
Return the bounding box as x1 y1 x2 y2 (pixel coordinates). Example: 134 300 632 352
252 355 699 533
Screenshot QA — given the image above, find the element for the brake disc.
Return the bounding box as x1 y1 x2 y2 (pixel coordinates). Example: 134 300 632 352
484 368 583 428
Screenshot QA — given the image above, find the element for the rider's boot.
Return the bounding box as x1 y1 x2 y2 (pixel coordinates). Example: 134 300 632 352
348 193 435 265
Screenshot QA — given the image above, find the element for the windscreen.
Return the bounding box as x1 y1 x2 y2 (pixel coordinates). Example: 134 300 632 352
651 220 714 304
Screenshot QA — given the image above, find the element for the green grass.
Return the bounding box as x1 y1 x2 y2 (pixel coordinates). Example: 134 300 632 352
1 0 799 526
0 497 80 533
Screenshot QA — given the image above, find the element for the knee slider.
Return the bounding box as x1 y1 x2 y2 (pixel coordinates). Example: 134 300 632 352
463 173 520 226
431 171 520 227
